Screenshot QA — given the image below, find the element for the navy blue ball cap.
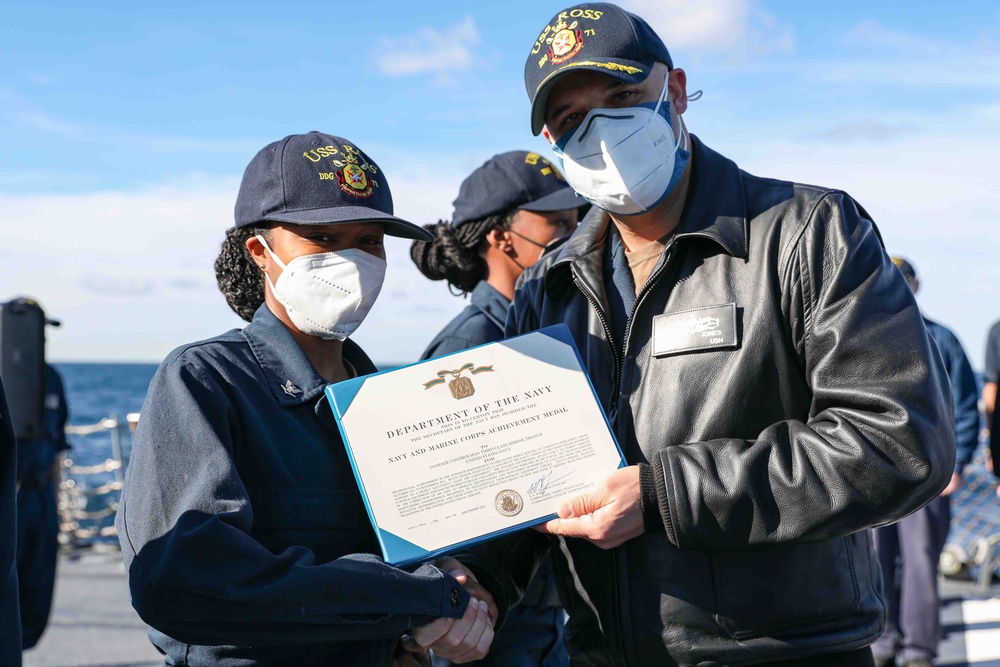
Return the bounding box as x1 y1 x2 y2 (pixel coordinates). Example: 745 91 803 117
524 3 673 135
235 131 433 241
452 150 580 227
891 256 917 281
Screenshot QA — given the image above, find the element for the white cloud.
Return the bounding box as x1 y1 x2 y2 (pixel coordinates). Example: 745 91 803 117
813 19 1000 89
376 16 481 83
618 0 794 61
844 20 943 56
14 111 82 136
28 73 56 86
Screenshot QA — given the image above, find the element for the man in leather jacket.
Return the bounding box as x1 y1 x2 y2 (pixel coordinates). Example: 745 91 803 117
457 4 956 666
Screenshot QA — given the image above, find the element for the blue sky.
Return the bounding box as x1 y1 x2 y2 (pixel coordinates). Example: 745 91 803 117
1 0 998 366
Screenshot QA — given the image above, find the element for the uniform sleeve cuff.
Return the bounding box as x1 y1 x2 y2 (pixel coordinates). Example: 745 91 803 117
645 456 678 546
639 463 663 534
437 572 470 620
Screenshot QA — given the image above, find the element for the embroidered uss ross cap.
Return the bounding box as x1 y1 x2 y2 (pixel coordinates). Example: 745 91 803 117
523 2 673 136
235 131 433 241
451 150 580 227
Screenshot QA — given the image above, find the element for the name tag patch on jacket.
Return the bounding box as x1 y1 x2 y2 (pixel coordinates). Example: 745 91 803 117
652 303 739 357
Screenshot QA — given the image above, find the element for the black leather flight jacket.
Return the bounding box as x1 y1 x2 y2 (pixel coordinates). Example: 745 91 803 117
466 137 956 667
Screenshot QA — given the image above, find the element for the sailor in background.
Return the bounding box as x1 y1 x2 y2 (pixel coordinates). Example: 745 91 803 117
871 258 979 667
0 375 22 665
116 132 496 667
1 297 69 651
410 151 580 667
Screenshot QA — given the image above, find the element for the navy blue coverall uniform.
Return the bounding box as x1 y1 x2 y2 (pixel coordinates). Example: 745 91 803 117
16 364 69 649
423 280 569 667
871 318 979 664
1 376 23 666
116 304 471 667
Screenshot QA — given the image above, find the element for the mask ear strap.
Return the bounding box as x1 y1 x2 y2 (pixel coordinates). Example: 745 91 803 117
652 69 671 118
255 234 287 271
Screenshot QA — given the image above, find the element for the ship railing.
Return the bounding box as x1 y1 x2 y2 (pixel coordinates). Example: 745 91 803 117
58 412 139 551
941 428 1000 592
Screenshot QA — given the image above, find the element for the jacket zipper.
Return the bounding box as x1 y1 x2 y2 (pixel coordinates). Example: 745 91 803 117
569 268 621 423
614 245 675 667
572 244 675 667
621 246 675 369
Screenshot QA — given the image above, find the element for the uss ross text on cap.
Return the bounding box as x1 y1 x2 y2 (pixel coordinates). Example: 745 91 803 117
235 131 433 241
523 2 672 136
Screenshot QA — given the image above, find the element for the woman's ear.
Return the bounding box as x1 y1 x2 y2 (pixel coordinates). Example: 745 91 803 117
484 227 512 251
542 127 555 145
245 234 268 269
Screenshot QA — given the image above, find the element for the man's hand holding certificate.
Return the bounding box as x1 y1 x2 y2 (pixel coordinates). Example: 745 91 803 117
325 324 625 565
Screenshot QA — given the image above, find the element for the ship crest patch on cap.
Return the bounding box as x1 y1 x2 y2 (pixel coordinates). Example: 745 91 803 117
333 144 378 198
532 8 605 69
548 18 585 64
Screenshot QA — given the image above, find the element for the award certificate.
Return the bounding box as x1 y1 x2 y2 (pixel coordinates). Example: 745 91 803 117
325 324 625 565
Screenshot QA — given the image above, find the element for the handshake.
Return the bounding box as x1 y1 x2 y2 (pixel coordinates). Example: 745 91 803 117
391 465 647 665
395 556 498 666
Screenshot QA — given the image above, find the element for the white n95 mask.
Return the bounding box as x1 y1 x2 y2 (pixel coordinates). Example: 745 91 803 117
256 234 386 340
551 71 690 216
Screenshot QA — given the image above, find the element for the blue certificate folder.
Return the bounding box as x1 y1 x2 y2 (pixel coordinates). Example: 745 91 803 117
325 323 625 567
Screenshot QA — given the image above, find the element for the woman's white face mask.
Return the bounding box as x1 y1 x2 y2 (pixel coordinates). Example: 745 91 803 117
256 234 386 341
551 70 690 216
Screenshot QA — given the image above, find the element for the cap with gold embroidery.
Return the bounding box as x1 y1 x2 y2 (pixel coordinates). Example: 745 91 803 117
523 3 673 136
235 131 432 241
451 150 580 227
891 256 917 282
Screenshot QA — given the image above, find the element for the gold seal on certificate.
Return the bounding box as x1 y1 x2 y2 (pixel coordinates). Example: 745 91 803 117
325 324 625 565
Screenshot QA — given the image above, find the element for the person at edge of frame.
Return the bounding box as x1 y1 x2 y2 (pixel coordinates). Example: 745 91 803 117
869 258 979 667
16 360 70 649
8 298 70 652
1 374 23 666
115 131 498 667
984 316 1000 495
448 3 956 667
411 150 581 667
991 393 1000 494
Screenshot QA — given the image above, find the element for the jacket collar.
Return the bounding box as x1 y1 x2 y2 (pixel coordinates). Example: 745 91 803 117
545 135 749 291
242 304 377 407
470 281 511 331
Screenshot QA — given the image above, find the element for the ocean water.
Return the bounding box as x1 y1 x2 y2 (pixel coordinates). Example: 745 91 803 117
55 362 158 464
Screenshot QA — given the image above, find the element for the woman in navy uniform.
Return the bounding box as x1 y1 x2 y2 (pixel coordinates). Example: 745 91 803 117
411 151 580 360
116 132 495 667
410 151 580 667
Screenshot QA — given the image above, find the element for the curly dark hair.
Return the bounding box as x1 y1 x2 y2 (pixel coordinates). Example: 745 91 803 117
214 224 273 322
409 213 511 295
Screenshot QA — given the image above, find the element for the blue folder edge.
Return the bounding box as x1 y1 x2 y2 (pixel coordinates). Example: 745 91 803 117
324 323 627 567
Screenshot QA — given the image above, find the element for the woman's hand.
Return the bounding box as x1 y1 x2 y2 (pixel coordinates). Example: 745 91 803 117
407 597 494 663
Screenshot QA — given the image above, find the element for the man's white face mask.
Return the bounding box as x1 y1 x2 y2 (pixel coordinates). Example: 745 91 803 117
551 70 690 216
256 234 386 341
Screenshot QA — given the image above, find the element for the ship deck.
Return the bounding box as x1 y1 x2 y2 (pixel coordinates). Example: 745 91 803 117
21 550 1000 667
